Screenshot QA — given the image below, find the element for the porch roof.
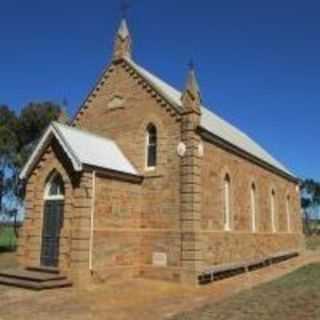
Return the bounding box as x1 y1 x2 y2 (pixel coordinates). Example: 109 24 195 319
19 122 139 180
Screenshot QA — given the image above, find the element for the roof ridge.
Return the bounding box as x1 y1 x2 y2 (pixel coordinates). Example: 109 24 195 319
123 58 294 178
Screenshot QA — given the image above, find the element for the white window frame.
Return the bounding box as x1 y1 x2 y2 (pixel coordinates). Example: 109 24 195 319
224 175 231 231
251 184 256 233
44 173 65 201
145 124 157 171
271 190 276 233
286 195 291 233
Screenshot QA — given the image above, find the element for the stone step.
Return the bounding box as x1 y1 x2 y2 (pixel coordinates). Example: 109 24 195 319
0 269 66 282
0 276 72 290
26 266 60 274
0 275 41 290
41 279 73 290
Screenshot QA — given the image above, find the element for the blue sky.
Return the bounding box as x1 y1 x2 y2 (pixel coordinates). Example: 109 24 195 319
1 0 319 180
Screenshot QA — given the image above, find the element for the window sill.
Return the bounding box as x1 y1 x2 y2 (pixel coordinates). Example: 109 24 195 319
143 168 164 178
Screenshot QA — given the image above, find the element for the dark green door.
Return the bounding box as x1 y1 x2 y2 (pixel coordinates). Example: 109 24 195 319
41 200 64 267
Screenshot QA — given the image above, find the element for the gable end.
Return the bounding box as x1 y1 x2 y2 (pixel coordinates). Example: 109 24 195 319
72 58 182 125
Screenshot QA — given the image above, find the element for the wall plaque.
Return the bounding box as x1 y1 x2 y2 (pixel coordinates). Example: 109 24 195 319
177 142 186 157
152 252 167 267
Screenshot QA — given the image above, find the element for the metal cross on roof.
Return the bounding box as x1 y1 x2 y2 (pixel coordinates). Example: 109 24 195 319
188 59 195 71
120 0 130 18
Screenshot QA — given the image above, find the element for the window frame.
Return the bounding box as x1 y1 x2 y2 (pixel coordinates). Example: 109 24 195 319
286 195 291 233
224 174 231 231
270 189 276 233
44 173 65 201
251 183 257 233
145 124 157 171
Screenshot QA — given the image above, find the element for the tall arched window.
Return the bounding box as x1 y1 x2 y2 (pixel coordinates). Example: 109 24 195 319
286 195 291 232
270 189 276 233
145 124 157 170
251 183 257 232
224 174 231 231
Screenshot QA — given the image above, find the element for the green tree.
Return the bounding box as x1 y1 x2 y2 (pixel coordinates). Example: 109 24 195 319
0 102 63 214
300 179 320 235
0 106 18 212
16 102 62 167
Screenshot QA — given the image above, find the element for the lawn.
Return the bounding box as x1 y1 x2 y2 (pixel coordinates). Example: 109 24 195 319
0 226 17 251
173 263 320 320
306 235 320 251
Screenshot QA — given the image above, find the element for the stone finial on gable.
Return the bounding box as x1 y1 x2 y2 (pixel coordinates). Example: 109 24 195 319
181 63 202 115
113 18 132 60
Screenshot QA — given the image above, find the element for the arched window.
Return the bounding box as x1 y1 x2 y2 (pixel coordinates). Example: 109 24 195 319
251 183 257 232
270 190 276 233
146 124 157 170
224 174 231 231
44 172 65 200
286 195 291 232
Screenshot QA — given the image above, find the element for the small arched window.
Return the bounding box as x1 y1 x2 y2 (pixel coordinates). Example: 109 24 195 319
146 124 157 170
224 174 231 231
251 183 257 232
286 195 291 232
45 173 65 200
270 189 276 233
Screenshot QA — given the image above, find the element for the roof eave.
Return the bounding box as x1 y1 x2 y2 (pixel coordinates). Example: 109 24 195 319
83 164 143 184
122 57 184 114
19 124 83 181
198 126 298 184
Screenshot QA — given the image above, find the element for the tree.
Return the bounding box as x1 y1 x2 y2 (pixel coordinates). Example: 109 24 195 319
0 106 18 212
300 179 320 235
16 102 62 168
0 102 63 232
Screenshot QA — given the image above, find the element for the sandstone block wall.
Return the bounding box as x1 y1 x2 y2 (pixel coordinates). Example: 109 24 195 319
18 139 80 271
91 175 141 282
200 139 304 268
75 60 183 281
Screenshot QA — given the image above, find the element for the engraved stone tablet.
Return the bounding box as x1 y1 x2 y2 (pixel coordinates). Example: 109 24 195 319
107 95 125 110
152 252 167 267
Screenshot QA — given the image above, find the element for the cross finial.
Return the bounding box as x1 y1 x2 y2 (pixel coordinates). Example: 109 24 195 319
120 0 130 18
188 59 195 71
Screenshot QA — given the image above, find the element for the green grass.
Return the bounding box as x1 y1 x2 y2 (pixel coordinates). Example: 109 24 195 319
0 226 17 251
173 264 320 320
306 236 320 251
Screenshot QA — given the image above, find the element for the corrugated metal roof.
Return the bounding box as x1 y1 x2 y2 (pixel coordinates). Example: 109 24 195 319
124 57 294 177
20 122 139 179
53 123 138 175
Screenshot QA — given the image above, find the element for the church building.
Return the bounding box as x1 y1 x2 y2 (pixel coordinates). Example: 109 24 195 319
16 19 304 286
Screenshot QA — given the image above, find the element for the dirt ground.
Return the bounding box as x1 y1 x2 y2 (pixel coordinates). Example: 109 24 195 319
0 252 319 320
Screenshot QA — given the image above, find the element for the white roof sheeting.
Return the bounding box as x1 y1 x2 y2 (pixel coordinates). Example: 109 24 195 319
20 122 139 179
124 57 294 177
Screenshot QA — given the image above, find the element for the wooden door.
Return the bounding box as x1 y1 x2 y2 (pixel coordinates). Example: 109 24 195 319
40 200 64 267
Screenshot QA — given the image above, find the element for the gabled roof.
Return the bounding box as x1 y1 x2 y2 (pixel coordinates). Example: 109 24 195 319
124 57 294 178
20 122 139 180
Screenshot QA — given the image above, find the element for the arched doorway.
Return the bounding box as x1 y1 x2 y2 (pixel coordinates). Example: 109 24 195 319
41 172 65 267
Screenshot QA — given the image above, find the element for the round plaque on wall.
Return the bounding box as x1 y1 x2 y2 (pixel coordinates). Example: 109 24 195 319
177 142 186 157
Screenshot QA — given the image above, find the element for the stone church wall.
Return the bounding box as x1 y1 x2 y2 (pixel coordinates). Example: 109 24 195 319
200 139 304 267
17 139 90 279
75 61 184 281
91 174 142 282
